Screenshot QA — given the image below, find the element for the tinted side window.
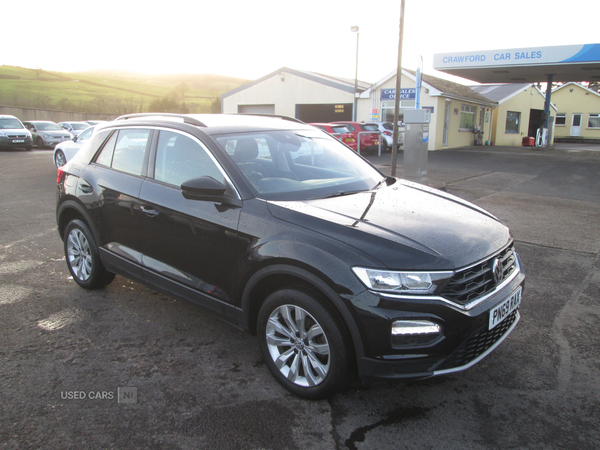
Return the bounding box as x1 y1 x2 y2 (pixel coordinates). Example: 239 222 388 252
72 129 111 163
154 131 225 187
95 132 118 167
111 129 149 175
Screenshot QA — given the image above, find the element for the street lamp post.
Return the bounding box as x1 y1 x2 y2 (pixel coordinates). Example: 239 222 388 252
351 26 359 121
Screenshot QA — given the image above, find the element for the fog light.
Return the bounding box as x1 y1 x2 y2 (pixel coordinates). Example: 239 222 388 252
391 320 442 347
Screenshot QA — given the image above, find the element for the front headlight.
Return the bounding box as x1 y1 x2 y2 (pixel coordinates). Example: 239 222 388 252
352 267 454 295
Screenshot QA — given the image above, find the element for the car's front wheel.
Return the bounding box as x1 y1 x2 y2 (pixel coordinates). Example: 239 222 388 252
257 288 352 400
36 137 45 149
64 219 115 289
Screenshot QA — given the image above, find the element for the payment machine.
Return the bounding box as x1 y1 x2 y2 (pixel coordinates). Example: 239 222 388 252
403 109 431 183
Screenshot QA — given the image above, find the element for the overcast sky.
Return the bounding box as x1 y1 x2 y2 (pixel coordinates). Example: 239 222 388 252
4 0 598 85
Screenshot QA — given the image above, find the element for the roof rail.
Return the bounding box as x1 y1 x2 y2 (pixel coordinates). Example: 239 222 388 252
233 113 306 124
115 113 206 127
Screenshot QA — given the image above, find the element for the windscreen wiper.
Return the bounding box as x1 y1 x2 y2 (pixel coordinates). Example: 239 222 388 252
319 189 368 199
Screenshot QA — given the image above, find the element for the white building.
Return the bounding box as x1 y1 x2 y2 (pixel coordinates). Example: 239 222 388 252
221 67 497 150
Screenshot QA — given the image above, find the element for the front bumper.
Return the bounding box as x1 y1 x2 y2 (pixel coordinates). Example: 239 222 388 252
352 254 525 383
40 136 70 147
0 135 33 149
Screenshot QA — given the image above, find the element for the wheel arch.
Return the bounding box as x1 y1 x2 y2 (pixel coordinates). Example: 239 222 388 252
56 199 100 244
241 264 365 360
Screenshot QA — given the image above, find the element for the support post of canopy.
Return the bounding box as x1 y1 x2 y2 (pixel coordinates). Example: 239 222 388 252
543 74 553 147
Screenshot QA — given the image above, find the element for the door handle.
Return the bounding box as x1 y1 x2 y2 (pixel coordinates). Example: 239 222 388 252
140 205 159 217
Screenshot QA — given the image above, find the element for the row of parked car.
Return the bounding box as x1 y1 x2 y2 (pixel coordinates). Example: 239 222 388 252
1 114 402 170
0 114 106 167
309 121 403 154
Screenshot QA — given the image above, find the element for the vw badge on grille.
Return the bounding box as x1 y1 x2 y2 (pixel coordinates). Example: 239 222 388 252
492 257 504 283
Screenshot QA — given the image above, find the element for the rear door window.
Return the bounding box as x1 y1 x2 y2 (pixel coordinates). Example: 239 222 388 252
95 129 150 176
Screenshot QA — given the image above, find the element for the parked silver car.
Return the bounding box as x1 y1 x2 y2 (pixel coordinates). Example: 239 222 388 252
23 121 72 149
0 115 33 151
370 121 403 151
58 122 91 137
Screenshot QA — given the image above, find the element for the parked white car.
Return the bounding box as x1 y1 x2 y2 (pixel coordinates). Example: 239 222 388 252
53 126 95 167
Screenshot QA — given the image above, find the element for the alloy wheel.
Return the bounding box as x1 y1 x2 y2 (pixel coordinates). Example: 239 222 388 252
55 150 67 168
265 304 331 387
67 228 93 282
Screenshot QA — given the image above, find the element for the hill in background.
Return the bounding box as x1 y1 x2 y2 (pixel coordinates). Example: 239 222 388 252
78 70 249 93
0 65 249 114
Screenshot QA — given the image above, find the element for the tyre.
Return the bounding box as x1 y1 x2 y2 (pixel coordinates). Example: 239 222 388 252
257 288 352 400
37 137 45 149
64 219 115 289
25 146 32 151
55 150 67 168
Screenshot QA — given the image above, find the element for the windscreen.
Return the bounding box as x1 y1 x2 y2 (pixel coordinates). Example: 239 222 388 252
331 126 350 134
37 122 63 131
216 129 384 201
0 118 24 129
361 124 379 131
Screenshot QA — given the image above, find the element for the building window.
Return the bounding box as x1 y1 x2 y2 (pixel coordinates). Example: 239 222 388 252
506 111 520 134
556 113 566 126
588 114 600 128
381 100 415 124
460 104 476 130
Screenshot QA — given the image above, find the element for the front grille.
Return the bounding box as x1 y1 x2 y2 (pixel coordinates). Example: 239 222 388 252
436 310 518 371
441 243 517 305
7 134 27 139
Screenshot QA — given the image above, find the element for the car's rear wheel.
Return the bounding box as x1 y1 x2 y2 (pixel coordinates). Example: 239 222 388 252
55 150 67 168
257 288 352 400
64 219 115 289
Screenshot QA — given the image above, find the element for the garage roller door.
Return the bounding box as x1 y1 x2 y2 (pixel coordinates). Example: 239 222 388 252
238 105 275 114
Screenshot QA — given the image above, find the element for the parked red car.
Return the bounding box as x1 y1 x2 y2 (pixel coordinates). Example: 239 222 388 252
308 123 357 150
332 121 380 153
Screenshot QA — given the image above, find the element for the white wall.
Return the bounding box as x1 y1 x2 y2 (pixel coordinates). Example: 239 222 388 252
222 72 354 117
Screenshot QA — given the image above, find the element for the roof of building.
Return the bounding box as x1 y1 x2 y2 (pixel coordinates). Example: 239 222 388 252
552 81 600 98
361 68 497 106
470 83 534 103
413 70 495 104
221 67 372 99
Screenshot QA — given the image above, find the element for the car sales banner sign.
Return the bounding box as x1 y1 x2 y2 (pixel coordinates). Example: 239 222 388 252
381 88 416 100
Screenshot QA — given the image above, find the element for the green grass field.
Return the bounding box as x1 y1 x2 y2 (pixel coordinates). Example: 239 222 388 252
0 66 248 114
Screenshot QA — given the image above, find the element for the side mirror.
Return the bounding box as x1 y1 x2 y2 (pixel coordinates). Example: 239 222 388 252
72 135 78 142
180 176 241 207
